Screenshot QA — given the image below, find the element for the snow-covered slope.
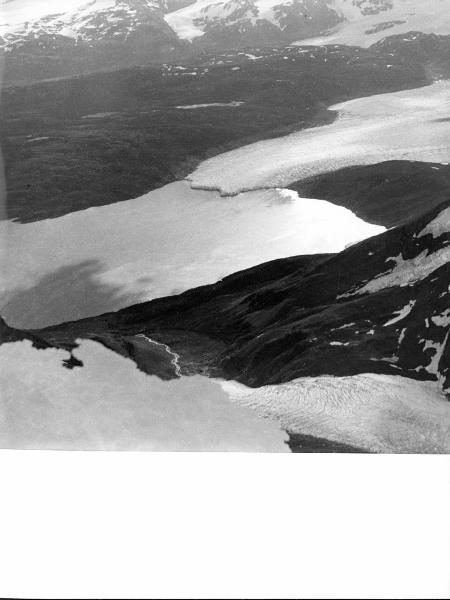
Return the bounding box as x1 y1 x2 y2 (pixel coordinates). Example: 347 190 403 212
0 0 340 46
0 0 166 44
165 0 342 43
165 0 450 47
0 0 185 82
294 0 450 48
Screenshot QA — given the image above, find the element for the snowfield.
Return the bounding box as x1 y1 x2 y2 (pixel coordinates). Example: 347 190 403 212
0 339 288 452
293 0 450 48
0 0 85 28
165 0 288 41
0 0 159 40
221 373 450 454
188 81 450 195
418 206 450 239
165 0 450 46
340 246 450 296
0 182 383 329
340 204 450 296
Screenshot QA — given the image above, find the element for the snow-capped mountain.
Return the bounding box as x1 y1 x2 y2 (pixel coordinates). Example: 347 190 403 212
3 0 450 50
1 0 168 47
0 0 188 82
2 0 450 82
166 0 450 48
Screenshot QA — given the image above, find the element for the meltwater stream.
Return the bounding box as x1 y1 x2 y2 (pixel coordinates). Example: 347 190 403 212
137 335 183 378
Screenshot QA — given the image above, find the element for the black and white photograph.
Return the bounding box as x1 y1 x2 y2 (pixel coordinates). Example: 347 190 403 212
1 0 450 454
1 2 450 599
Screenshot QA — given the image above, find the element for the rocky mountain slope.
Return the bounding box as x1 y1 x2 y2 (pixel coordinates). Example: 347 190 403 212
167 0 450 49
1 0 450 82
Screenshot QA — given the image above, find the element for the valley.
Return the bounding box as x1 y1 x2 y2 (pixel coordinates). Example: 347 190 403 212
2 40 432 223
0 4 449 453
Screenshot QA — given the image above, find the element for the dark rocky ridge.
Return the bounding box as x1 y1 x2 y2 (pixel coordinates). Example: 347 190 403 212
373 32 450 80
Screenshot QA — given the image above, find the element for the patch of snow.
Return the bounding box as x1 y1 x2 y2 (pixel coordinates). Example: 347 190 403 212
384 300 416 326
331 322 356 331
339 245 450 297
81 112 119 118
175 101 244 109
432 309 450 327
418 206 450 239
164 0 220 41
292 0 450 48
241 53 263 60
423 331 450 377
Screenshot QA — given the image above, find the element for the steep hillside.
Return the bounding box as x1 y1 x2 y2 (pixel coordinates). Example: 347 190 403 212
166 0 450 49
8 200 449 397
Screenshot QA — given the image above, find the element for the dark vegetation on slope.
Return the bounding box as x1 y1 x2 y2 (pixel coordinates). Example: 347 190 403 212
291 161 450 228
1 40 437 223
288 434 370 453
5 201 449 395
373 32 450 80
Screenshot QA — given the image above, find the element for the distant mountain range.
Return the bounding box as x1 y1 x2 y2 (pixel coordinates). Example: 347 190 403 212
2 0 450 82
